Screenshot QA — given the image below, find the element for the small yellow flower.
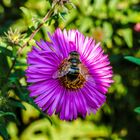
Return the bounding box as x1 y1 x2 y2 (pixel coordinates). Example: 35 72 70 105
4 28 25 46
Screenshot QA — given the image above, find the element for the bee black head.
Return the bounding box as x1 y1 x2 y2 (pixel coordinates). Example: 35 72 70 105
69 51 79 56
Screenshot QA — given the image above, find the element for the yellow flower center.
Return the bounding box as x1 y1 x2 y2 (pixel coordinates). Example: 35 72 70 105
60 73 86 89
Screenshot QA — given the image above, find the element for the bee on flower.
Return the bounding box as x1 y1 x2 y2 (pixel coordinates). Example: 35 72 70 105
26 28 113 121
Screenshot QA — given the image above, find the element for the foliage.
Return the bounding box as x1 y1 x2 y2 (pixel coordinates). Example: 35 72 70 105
0 0 140 140
124 56 140 65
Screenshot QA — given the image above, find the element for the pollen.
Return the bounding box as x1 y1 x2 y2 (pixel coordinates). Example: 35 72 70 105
60 74 86 89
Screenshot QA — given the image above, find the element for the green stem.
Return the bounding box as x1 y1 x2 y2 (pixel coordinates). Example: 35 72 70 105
6 57 16 79
6 3 57 80
17 4 56 54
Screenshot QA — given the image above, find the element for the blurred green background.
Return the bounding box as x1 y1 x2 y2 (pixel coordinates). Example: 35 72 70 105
0 0 140 139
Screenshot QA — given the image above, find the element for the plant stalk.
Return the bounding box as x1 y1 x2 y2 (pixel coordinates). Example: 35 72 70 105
6 3 57 79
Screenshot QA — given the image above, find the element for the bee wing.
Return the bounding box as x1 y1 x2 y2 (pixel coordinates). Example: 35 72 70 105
79 64 95 83
52 61 70 79
79 64 88 78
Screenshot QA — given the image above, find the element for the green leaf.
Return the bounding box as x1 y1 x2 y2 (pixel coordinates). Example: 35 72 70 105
47 0 52 6
0 53 9 82
0 111 16 120
15 61 27 66
120 29 133 48
134 107 140 114
124 56 140 65
20 7 31 18
9 99 26 110
47 14 59 25
59 12 67 21
94 0 105 11
9 69 25 81
0 123 9 140
109 0 118 11
20 7 33 27
103 22 113 39
0 46 12 57
79 17 93 32
13 82 29 101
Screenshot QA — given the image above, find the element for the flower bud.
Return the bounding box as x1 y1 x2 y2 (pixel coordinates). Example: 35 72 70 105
134 23 140 32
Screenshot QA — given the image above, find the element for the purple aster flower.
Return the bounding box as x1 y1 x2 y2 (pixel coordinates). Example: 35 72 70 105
26 28 113 121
